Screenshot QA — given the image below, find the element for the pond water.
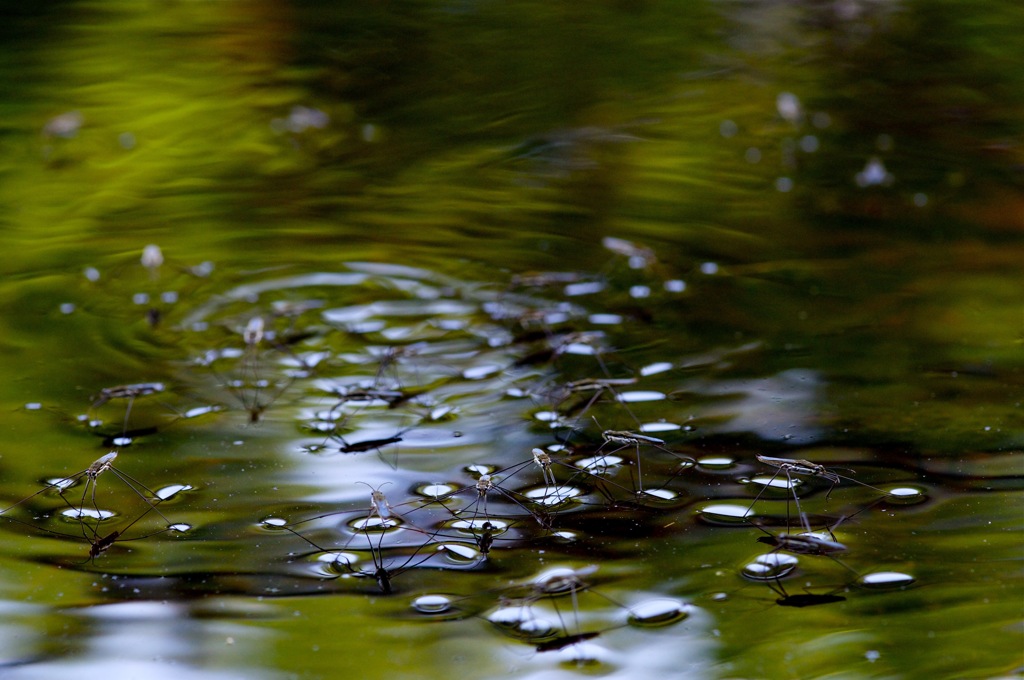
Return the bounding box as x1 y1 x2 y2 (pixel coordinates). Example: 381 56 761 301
0 1 1021 679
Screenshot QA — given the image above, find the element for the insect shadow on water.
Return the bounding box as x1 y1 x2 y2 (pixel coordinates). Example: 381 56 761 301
743 454 890 536
85 381 171 447
488 565 633 663
269 503 446 595
0 451 185 562
194 315 311 424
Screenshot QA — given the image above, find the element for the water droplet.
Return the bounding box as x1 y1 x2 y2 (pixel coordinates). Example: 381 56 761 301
628 599 692 626
858 572 915 589
885 486 927 505
412 594 452 614
742 553 799 580
696 503 753 525
155 484 193 500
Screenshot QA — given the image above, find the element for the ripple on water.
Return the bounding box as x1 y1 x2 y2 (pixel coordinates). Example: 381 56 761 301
62 508 114 521
696 503 753 525
627 599 692 626
742 553 799 580
411 594 452 614
858 571 915 589
885 486 928 505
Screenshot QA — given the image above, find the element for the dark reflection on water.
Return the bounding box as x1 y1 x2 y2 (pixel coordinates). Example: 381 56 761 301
0 0 1022 678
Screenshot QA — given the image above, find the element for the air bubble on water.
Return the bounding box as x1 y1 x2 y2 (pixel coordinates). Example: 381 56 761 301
640 362 673 376
742 553 799 580
858 572 914 589
156 484 193 500
696 503 752 525
627 599 692 627
412 594 452 614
